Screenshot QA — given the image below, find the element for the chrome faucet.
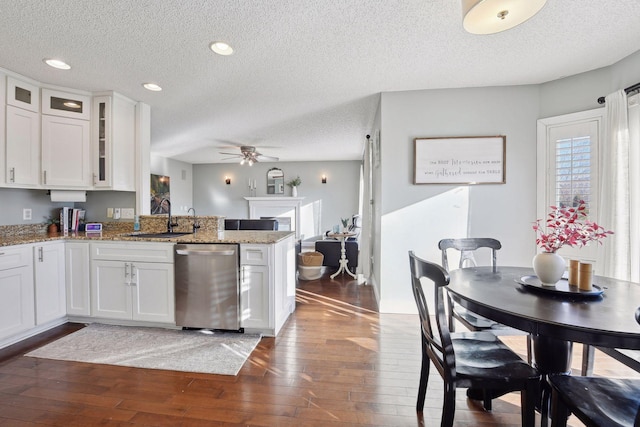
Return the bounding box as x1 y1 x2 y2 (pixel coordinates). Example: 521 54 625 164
165 199 178 233
188 207 200 233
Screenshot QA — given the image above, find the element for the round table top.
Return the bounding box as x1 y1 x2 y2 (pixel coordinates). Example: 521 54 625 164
446 266 640 350
327 231 356 239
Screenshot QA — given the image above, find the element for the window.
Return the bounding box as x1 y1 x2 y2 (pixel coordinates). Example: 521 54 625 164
537 109 603 261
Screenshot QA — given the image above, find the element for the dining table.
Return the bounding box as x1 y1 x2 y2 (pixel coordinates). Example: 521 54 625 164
446 266 640 423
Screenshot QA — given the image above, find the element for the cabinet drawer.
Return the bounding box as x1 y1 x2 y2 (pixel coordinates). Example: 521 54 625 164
91 242 174 263
240 245 269 266
0 245 32 270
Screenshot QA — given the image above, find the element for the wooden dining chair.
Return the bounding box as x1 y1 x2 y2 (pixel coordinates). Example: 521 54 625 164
408 251 540 427
439 238 532 363
549 307 640 427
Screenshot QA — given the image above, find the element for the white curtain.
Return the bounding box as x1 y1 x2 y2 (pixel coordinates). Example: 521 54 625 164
598 90 639 281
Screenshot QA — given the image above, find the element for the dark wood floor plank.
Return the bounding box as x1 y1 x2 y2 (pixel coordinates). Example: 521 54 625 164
2 271 638 425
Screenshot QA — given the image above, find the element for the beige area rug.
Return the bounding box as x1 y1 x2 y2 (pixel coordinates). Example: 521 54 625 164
26 323 261 375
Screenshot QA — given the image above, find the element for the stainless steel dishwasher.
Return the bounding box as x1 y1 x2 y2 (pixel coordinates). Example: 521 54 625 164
174 244 242 332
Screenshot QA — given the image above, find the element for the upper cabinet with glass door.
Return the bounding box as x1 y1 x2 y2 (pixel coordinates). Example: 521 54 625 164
92 92 136 191
7 76 40 113
41 88 91 120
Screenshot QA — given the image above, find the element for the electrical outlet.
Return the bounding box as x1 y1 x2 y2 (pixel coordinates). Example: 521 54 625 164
23 208 32 221
121 208 135 219
107 208 114 218
113 208 121 219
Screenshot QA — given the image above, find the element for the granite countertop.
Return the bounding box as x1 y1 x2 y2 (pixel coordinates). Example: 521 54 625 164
0 230 295 247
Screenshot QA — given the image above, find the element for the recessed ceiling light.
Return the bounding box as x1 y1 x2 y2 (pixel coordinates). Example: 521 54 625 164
209 41 234 56
43 58 71 70
143 83 162 91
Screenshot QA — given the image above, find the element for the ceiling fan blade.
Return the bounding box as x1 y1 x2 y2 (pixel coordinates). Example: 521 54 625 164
219 152 242 156
257 154 279 161
220 156 242 161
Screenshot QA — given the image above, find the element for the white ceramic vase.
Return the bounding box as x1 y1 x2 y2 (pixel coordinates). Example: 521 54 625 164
533 252 566 286
291 186 298 197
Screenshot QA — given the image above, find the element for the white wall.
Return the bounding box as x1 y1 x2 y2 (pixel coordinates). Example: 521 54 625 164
150 155 193 215
192 161 361 239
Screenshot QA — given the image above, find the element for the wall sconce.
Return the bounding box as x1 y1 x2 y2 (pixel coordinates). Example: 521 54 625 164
225 176 231 185
321 175 327 184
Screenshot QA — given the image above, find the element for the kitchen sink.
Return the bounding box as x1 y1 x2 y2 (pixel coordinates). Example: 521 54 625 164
127 232 193 239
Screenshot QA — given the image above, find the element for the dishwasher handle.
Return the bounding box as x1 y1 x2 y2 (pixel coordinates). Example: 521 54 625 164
176 249 235 256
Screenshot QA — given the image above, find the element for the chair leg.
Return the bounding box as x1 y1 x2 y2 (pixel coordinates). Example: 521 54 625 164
416 347 430 411
550 387 569 427
482 389 492 411
441 383 456 427
526 334 533 364
581 344 595 376
521 381 537 427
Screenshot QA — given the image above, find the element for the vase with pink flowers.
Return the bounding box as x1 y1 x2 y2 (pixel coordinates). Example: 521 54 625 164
532 201 613 286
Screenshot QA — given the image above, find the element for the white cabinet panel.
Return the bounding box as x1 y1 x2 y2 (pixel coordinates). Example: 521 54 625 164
0 246 35 340
41 115 91 188
91 259 130 319
6 105 40 186
132 262 174 323
240 264 270 330
41 88 90 120
34 242 66 325
65 242 90 316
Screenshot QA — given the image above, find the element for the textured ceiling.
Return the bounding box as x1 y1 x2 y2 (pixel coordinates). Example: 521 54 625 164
1 0 639 164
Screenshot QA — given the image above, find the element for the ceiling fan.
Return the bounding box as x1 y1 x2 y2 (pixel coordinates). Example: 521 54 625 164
219 145 279 165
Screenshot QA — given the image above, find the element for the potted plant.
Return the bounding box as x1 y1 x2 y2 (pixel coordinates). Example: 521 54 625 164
532 201 613 285
341 217 350 233
286 176 302 197
44 215 60 235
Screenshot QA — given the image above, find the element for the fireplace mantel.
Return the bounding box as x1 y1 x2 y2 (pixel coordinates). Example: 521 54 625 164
244 197 305 238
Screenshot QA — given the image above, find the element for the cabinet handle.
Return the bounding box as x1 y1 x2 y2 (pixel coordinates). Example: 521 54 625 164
241 265 246 283
43 170 47 185
9 167 15 183
38 247 43 262
93 173 96 185
130 263 136 285
124 262 130 285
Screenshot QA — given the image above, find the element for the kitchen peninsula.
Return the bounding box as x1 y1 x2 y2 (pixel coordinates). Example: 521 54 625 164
0 217 296 350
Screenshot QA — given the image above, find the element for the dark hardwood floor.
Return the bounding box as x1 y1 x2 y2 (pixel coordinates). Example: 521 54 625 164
1 271 638 426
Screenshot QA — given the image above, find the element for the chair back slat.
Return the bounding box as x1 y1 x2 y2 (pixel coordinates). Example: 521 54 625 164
439 238 501 272
409 251 456 381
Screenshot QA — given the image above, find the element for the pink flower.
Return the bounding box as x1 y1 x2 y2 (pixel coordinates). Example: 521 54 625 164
533 201 614 253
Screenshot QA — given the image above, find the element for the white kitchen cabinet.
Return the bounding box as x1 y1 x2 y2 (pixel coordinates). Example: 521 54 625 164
33 242 66 325
41 114 91 188
92 93 136 191
41 88 90 120
0 245 35 340
90 242 174 324
65 242 90 316
240 236 295 336
0 72 6 185
7 76 39 113
6 105 40 186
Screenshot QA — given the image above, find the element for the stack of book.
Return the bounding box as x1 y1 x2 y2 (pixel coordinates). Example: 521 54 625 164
60 207 86 233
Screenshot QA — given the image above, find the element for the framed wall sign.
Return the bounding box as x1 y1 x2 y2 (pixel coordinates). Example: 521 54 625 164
414 136 506 184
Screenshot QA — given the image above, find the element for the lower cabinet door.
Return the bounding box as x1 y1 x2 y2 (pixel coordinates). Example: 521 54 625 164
131 262 175 323
34 242 66 325
0 266 35 339
240 264 271 330
91 260 131 320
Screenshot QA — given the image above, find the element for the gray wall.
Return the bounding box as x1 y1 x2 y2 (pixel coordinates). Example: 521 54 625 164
0 188 68 226
193 161 361 239
150 154 193 215
374 48 640 314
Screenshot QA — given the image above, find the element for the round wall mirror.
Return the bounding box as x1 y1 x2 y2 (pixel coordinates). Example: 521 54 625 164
267 168 284 194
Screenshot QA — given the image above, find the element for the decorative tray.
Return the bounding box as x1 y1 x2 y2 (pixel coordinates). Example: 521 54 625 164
516 275 604 298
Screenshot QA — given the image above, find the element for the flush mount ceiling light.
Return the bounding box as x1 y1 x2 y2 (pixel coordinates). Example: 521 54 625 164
209 41 234 56
43 58 71 70
142 83 163 91
462 0 547 34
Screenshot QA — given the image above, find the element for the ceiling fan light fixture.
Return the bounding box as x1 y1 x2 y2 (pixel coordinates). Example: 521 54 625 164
462 0 547 34
210 41 234 56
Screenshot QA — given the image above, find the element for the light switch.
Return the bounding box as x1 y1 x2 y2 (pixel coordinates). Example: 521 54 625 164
107 208 114 218
23 208 32 220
